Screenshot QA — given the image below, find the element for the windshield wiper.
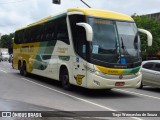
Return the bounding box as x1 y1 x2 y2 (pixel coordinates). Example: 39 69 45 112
120 37 130 56
134 32 139 50
121 37 125 49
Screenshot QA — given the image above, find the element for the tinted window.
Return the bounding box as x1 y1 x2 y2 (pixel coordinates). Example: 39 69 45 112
14 30 25 44
76 27 87 59
69 15 86 58
45 21 56 41
56 16 69 44
143 62 154 70
155 63 160 72
14 15 69 44
14 32 18 44
35 25 41 41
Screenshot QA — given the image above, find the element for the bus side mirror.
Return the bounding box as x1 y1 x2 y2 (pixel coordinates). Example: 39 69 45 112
138 28 153 46
76 23 93 42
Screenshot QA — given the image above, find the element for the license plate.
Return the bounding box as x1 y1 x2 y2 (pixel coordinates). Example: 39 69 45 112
115 82 125 86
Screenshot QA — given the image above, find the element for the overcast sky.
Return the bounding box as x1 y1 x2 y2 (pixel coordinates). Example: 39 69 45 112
0 0 160 35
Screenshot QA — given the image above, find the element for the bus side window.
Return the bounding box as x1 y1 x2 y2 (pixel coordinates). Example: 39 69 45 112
15 31 21 44
38 24 45 42
17 30 25 44
30 26 39 42
14 32 18 44
30 27 34 42
23 29 27 43
56 16 69 44
45 21 56 41
40 33 45 41
24 29 31 43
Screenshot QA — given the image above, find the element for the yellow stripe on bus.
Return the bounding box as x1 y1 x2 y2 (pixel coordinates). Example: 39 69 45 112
68 8 133 21
95 65 124 75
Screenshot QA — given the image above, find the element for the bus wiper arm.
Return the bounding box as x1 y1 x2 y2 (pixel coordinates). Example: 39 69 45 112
134 32 139 49
121 37 125 49
120 37 130 56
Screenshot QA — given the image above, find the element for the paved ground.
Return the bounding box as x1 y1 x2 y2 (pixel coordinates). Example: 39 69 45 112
0 61 160 120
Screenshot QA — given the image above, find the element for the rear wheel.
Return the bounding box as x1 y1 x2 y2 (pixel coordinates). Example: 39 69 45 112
18 61 23 75
22 62 28 77
60 67 71 90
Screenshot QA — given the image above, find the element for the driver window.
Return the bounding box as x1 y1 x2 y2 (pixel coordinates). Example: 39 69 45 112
76 27 87 59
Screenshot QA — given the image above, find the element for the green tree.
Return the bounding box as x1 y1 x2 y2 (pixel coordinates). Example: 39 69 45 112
133 16 160 60
0 33 14 54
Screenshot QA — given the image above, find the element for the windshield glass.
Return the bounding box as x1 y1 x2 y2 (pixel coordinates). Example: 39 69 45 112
117 22 140 58
87 17 141 64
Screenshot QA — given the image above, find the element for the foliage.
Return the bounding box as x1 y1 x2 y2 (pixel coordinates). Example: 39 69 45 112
133 15 160 60
0 33 14 54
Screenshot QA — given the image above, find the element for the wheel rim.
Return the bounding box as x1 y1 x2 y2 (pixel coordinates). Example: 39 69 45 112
62 74 69 85
61 68 71 90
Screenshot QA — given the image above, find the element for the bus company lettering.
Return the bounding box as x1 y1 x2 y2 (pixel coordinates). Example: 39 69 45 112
114 65 127 68
20 46 34 53
57 47 68 53
108 70 119 74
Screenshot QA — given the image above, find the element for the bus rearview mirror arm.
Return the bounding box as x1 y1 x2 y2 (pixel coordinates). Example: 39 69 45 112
76 23 93 42
138 28 153 46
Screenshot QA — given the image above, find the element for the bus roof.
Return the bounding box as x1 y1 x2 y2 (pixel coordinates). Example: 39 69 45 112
68 8 133 21
16 8 133 32
16 15 53 31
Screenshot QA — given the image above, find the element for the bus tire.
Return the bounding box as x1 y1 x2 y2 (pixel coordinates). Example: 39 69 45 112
18 61 23 75
22 62 28 77
60 67 71 90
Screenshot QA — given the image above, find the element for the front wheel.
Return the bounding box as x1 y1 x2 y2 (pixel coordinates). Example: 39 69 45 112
60 68 71 90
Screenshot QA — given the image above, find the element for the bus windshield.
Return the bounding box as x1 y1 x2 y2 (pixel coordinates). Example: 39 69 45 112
87 17 141 64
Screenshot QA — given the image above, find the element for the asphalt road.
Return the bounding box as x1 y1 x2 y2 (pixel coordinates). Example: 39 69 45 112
0 61 160 120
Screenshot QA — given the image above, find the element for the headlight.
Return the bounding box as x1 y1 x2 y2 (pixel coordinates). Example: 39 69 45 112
89 68 106 77
135 71 141 76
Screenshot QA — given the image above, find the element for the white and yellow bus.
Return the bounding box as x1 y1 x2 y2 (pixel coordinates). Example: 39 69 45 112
13 8 152 90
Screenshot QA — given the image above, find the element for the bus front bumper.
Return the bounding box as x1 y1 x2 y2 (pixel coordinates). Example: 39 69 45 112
86 72 142 89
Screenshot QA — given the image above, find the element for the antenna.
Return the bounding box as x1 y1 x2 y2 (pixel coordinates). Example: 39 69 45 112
80 0 91 8
52 0 91 8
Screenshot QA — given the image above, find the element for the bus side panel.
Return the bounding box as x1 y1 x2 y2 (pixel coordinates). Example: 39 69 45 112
13 42 40 72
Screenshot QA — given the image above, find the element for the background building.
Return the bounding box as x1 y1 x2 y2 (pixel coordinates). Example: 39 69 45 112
145 12 160 20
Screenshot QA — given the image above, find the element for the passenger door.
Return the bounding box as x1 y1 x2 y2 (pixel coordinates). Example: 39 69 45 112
72 26 87 87
69 15 88 87
73 57 87 87
154 63 160 86
142 62 155 85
